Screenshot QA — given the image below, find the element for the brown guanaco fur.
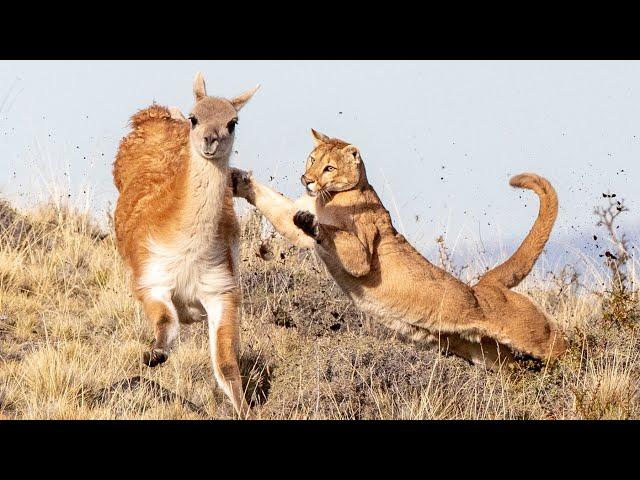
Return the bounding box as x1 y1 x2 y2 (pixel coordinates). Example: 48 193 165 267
113 73 258 417
232 129 566 370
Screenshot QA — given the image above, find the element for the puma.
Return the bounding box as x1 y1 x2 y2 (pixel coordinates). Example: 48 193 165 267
231 129 566 370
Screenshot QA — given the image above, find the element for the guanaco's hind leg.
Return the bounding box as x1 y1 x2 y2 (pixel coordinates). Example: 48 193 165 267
140 289 180 367
202 290 252 419
173 297 207 324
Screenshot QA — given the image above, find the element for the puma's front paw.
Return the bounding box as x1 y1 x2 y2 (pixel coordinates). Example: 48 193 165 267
293 210 319 240
230 168 255 204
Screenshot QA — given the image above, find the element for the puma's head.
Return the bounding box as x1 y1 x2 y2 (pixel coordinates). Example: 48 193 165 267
300 129 366 197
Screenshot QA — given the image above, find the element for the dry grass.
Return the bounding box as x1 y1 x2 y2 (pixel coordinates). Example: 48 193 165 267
0 199 638 420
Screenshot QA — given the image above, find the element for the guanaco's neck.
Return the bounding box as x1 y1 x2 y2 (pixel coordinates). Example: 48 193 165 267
179 144 230 236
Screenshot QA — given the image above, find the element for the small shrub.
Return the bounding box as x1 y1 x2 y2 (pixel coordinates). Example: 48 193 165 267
593 193 638 326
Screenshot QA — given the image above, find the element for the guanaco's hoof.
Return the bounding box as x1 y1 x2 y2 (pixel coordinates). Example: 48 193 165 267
142 349 168 367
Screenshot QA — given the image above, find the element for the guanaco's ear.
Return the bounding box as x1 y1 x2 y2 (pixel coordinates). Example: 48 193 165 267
230 84 260 111
193 72 207 101
342 144 361 163
168 106 186 122
311 128 331 147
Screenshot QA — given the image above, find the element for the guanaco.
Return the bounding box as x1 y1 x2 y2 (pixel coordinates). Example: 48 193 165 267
113 73 258 417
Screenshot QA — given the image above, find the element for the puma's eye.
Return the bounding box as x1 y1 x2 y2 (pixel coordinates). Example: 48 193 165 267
324 165 336 172
308 156 315 164
227 119 237 133
189 115 198 128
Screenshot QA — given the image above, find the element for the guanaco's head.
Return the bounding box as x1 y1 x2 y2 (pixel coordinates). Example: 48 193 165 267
300 129 366 197
188 72 259 161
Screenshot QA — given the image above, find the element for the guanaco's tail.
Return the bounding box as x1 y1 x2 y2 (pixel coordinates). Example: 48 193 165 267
478 173 558 289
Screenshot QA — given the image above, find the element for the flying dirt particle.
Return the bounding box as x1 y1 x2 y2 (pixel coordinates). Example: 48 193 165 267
257 242 274 261
330 323 341 331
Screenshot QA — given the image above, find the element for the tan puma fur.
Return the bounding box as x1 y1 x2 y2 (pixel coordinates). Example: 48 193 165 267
232 129 566 369
113 73 258 418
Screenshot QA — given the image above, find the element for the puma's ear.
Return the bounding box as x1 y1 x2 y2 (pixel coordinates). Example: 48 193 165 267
342 144 361 163
230 84 260 111
193 72 207 101
311 128 331 146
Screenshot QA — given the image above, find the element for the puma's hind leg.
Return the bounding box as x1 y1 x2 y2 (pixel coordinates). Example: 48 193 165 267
440 334 516 371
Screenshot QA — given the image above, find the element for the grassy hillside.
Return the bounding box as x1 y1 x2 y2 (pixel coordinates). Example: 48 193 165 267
0 198 638 419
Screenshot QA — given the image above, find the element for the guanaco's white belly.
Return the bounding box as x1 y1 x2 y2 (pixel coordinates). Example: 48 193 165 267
139 231 236 303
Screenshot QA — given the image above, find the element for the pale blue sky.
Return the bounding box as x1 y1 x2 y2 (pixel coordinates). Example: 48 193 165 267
0 61 637 258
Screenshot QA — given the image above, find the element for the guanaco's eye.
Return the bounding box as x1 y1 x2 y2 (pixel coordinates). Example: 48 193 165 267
324 165 336 172
189 115 198 128
227 119 238 133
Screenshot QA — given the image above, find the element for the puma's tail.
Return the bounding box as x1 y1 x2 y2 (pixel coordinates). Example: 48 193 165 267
478 173 558 289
